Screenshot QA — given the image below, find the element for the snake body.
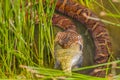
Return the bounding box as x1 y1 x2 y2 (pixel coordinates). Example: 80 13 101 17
53 0 112 77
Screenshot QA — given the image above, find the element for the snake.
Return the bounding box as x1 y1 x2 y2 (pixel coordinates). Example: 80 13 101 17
53 13 84 75
24 0 112 77
52 0 112 77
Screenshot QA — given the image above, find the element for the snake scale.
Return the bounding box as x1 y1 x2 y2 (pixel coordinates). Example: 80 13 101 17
53 0 112 77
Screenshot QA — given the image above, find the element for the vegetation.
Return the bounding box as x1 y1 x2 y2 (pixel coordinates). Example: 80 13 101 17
0 0 120 79
0 0 55 79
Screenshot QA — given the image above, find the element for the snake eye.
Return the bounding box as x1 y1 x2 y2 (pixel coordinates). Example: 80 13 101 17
79 44 83 51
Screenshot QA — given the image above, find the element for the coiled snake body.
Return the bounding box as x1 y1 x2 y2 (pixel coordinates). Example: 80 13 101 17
53 0 112 77
25 0 112 77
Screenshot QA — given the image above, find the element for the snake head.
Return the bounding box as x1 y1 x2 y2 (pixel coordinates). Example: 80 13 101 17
55 30 83 49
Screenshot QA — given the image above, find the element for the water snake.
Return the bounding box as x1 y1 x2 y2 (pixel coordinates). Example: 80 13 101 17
24 0 112 77
53 0 112 77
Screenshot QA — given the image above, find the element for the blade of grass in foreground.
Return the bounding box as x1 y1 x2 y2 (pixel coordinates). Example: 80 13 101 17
19 65 106 80
72 60 120 71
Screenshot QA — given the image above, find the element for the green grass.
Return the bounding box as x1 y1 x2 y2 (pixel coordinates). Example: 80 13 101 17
19 65 107 80
0 0 120 79
0 0 55 78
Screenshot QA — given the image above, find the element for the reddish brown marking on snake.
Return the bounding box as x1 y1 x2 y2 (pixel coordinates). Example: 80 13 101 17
52 14 77 31
55 0 112 77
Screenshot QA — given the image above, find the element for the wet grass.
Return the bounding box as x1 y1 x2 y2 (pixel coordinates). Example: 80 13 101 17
0 0 120 79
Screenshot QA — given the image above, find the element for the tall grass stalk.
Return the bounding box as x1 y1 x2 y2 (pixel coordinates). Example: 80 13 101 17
37 0 56 66
78 0 94 8
0 0 56 78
